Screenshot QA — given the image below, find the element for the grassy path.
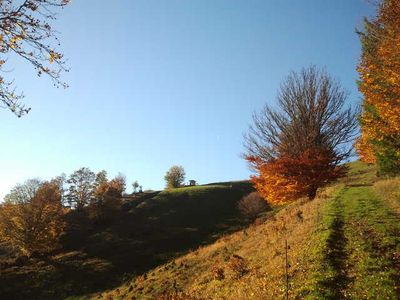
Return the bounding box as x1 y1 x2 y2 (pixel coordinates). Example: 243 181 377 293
311 185 400 299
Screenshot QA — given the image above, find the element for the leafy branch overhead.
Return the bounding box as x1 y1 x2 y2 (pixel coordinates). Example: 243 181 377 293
0 0 70 117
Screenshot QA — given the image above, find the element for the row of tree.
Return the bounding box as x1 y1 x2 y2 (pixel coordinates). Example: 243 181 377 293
0 168 131 256
0 164 190 256
355 0 400 176
52 168 127 209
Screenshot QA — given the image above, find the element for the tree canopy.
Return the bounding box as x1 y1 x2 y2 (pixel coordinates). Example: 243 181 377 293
164 165 186 189
245 66 358 203
0 179 65 256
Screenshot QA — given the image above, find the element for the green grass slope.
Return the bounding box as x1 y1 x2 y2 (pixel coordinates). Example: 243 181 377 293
97 162 400 300
306 185 399 299
0 181 254 300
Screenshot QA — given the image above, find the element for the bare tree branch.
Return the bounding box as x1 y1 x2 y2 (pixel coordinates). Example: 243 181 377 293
244 66 359 167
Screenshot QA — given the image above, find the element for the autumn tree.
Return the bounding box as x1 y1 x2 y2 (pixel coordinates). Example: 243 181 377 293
244 66 358 204
92 172 108 203
66 167 96 209
164 165 185 189
108 173 126 197
0 0 70 117
3 178 41 203
51 173 67 204
95 170 108 187
355 0 400 175
93 170 108 198
89 173 125 223
247 149 347 204
0 179 65 256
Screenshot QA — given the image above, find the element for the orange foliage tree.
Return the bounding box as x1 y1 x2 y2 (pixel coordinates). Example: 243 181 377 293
244 66 357 204
0 180 65 256
356 0 400 175
355 134 376 164
247 148 347 205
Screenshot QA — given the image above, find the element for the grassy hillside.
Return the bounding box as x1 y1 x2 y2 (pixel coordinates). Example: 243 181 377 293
1 163 399 299
0 181 254 299
96 162 400 300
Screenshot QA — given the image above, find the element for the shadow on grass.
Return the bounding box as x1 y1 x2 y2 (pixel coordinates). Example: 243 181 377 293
319 197 352 300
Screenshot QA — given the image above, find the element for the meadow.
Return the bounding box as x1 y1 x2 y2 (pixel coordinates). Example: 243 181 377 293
94 162 400 300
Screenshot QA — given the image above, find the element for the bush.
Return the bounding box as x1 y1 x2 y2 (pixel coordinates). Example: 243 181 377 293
211 264 225 280
228 254 248 278
238 192 270 221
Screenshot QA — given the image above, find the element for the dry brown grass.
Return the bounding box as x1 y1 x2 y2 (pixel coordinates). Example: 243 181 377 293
373 177 400 214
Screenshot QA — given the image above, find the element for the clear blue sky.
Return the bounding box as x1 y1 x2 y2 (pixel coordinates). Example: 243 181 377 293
0 0 375 199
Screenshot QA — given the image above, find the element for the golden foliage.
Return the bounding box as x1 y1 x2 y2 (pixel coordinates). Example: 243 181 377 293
356 0 400 165
0 182 65 256
355 135 376 164
88 175 125 223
